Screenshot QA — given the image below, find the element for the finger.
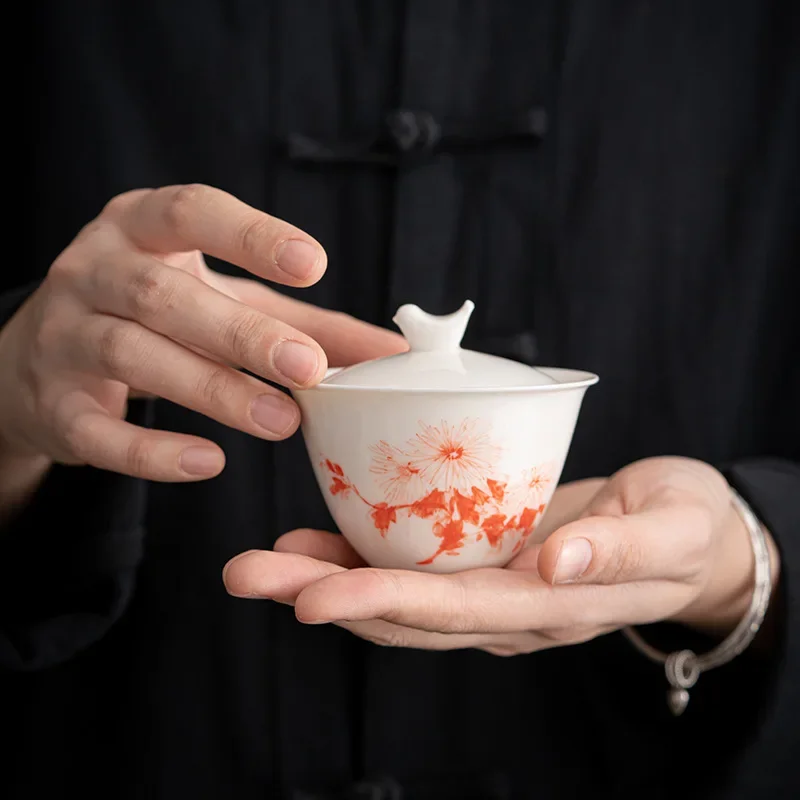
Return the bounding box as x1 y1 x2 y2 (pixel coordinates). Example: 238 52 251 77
273 529 366 569
53 389 225 481
537 506 712 586
82 252 327 388
224 549 692 632
296 564 696 633
293 567 569 633
221 550 545 652
226 278 409 367
334 618 532 653
70 314 300 440
221 550 554 652
222 549 346 600
113 185 326 286
337 618 610 654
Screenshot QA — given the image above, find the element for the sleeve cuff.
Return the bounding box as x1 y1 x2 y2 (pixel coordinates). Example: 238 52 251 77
0 400 152 670
721 458 800 794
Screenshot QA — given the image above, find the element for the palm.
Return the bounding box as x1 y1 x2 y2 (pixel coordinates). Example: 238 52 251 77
225 457 756 653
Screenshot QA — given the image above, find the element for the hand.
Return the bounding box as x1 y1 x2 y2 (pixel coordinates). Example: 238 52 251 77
0 184 405 486
223 458 779 654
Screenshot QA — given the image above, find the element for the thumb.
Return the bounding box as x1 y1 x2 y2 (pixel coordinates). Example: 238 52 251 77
219 275 408 367
537 506 706 586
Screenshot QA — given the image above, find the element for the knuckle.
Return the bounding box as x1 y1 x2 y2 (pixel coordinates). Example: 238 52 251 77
604 540 645 583
235 214 277 261
94 321 140 379
47 250 85 285
30 312 65 364
363 627 411 649
162 184 206 235
101 195 127 217
219 309 266 366
124 435 156 477
55 410 90 464
101 189 148 218
126 263 179 320
72 218 115 246
195 366 237 409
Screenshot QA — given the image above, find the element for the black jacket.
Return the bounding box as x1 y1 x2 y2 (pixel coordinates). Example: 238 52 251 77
3 2 799 798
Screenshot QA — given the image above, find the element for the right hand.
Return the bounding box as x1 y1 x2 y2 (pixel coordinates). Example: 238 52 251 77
0 184 405 483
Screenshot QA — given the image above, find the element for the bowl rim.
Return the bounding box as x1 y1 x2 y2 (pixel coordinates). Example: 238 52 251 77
294 366 599 395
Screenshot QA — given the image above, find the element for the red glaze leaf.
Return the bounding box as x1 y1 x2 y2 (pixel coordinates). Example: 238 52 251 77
418 518 466 565
325 459 344 476
452 490 480 525
471 486 490 506
410 489 448 518
486 479 506 502
480 513 509 548
371 503 397 536
330 476 350 496
519 503 545 533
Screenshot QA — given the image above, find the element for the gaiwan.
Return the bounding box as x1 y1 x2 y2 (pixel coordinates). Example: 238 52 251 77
292 301 598 573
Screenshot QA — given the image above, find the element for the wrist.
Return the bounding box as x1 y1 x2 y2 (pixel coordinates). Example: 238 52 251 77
672 498 781 639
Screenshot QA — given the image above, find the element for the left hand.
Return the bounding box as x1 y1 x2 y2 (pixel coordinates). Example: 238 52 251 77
223 457 778 655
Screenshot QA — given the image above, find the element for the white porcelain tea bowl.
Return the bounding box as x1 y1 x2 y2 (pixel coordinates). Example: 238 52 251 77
293 301 598 573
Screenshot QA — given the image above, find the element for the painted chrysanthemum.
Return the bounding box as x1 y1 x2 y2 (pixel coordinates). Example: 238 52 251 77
503 464 555 516
407 418 500 491
369 440 425 502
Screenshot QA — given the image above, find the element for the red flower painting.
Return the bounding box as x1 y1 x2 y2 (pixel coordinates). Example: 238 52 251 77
408 418 500 491
322 418 551 566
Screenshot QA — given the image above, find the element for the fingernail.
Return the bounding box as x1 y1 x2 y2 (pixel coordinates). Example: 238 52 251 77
273 340 319 386
179 446 224 476
553 538 593 583
250 393 299 435
275 239 320 280
295 611 331 625
221 549 258 584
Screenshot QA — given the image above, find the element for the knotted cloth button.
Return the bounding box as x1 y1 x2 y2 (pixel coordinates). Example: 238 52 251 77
385 109 441 155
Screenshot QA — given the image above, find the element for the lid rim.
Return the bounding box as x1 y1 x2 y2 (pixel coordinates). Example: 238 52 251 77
296 368 599 395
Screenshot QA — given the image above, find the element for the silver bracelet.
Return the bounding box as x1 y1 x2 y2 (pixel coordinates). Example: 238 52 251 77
621 486 773 716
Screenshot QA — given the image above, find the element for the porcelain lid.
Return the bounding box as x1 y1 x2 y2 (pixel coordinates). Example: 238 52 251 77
320 301 559 390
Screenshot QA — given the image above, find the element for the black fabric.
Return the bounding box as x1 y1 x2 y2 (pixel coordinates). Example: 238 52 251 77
722 460 800 797
3 1 799 798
